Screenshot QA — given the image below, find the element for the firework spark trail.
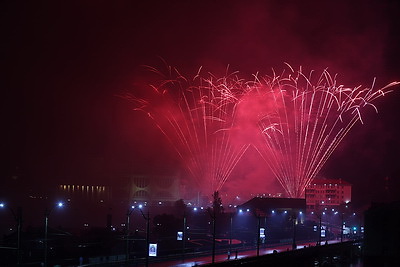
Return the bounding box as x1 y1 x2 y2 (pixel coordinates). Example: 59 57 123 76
122 67 250 196
250 67 399 198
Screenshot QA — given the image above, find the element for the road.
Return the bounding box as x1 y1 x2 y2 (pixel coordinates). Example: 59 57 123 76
142 239 342 267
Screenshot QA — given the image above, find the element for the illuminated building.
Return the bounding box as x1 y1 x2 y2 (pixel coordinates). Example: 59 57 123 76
130 174 181 205
305 178 351 211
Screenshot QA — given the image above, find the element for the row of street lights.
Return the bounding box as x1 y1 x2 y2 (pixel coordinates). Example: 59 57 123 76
2 201 361 266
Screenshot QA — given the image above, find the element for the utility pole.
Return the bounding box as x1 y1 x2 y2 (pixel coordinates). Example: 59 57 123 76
292 212 297 250
257 215 261 256
125 206 135 262
212 212 216 263
229 213 233 255
318 214 322 246
182 213 186 262
139 209 150 267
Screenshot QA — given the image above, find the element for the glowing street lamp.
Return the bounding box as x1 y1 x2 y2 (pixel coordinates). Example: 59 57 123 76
44 202 64 267
138 207 150 267
0 203 22 265
291 211 298 250
125 205 135 262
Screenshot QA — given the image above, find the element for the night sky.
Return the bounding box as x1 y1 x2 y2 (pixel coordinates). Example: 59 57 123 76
2 0 400 220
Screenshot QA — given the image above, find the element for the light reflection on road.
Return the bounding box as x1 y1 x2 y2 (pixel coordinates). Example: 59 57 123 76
147 239 343 267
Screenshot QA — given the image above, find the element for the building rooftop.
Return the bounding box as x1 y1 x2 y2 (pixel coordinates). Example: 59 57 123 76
309 178 351 186
237 197 306 213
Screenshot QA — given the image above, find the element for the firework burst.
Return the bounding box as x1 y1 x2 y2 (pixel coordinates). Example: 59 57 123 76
246 65 399 198
123 66 250 196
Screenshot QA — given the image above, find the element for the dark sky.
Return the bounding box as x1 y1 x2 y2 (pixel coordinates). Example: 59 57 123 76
2 0 400 210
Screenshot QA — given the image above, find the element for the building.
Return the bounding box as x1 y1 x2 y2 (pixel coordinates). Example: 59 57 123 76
305 178 351 211
130 174 181 205
237 197 306 216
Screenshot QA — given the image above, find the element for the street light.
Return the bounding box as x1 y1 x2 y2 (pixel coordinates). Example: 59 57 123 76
182 211 187 262
257 214 261 256
125 205 151 266
138 207 150 267
229 212 233 257
0 203 22 266
205 209 217 263
44 201 64 267
292 211 297 250
125 205 135 262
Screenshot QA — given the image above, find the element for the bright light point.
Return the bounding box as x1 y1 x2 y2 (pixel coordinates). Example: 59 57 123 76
299 211 302 215
246 209 250 212
158 201 162 205
201 207 204 210
345 200 350 204
331 209 335 211
311 211 314 214
193 207 197 211
284 210 287 214
0 203 4 208
322 212 326 215
131 205 135 209
272 210 275 213
57 202 64 207
239 209 243 213
138 204 143 209
353 212 356 216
